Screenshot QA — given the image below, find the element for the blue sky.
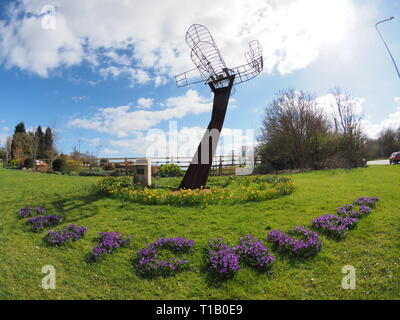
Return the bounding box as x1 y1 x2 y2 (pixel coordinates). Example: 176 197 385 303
0 0 399 158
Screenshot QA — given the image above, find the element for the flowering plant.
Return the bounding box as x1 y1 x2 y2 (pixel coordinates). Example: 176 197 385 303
235 235 275 272
338 205 372 219
137 237 194 275
26 214 63 232
206 238 241 276
266 226 322 258
311 214 358 240
354 196 379 208
17 206 47 218
337 204 354 215
88 232 132 261
97 175 295 207
44 224 88 245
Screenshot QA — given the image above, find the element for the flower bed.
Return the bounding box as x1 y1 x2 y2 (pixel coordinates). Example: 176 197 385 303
311 214 358 240
235 235 275 272
96 175 295 207
88 232 132 262
44 224 88 245
354 196 379 208
26 215 63 232
206 238 241 276
17 206 47 218
266 226 322 258
337 204 372 219
137 237 194 275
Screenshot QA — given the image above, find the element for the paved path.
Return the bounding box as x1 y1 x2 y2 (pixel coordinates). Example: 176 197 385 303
367 159 390 165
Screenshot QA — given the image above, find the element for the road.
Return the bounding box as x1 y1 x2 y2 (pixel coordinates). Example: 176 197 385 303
367 159 389 165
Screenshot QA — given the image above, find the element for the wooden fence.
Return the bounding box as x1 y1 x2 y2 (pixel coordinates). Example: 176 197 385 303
3 154 262 176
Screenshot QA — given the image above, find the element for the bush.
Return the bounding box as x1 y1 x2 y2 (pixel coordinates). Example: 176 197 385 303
8 159 19 167
111 168 125 177
104 162 115 170
64 159 83 173
253 164 274 174
79 170 109 177
159 164 183 177
24 158 33 169
52 158 66 172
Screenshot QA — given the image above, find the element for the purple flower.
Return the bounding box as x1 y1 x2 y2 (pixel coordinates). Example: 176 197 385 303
88 232 132 261
137 237 194 275
234 235 275 272
26 214 63 232
266 226 322 258
44 224 88 245
354 196 379 208
206 238 241 276
311 214 358 240
18 206 47 218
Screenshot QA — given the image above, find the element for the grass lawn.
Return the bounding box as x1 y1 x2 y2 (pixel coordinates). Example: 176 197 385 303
0 165 399 300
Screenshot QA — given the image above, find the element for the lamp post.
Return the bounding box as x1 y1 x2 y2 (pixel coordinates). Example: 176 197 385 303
375 17 400 80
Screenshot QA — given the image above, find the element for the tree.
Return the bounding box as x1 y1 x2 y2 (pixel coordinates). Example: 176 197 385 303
11 122 32 161
258 89 331 170
377 128 399 157
43 127 55 159
34 126 45 159
330 88 367 168
15 122 26 134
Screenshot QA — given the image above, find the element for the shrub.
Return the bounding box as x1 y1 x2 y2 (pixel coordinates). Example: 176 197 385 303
111 168 125 177
159 164 183 177
8 159 19 167
253 164 274 174
24 158 33 169
64 159 83 173
79 170 109 177
52 158 66 172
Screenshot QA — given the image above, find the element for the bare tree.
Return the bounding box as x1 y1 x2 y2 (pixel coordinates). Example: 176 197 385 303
330 87 367 168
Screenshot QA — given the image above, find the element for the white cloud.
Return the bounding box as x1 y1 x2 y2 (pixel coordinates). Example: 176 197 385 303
361 97 400 139
99 66 151 87
316 93 364 118
0 126 10 146
68 89 212 137
317 95 400 139
109 125 256 157
101 148 119 155
137 97 153 109
0 0 357 84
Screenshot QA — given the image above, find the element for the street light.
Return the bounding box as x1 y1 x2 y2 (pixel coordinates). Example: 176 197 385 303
375 16 400 80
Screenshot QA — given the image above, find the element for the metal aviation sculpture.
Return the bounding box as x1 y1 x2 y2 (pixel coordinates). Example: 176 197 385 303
175 24 263 189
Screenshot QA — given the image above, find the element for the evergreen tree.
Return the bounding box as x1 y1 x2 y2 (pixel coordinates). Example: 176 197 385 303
15 122 26 134
34 126 45 159
43 127 54 159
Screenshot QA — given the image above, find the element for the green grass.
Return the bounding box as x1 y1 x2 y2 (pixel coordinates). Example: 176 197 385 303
0 165 399 300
